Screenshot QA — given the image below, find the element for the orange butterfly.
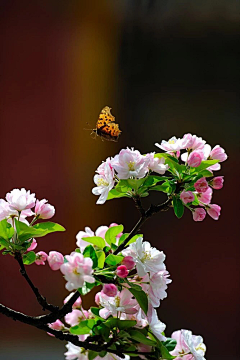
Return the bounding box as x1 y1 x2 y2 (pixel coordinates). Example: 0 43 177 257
92 106 121 142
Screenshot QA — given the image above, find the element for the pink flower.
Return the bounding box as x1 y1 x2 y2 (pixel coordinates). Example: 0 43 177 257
111 148 150 179
122 256 135 270
142 270 172 308
6 188 36 211
187 151 204 167
210 145 227 162
146 153 169 175
147 306 166 341
96 157 114 177
48 319 64 331
65 340 88 360
197 187 212 205
95 292 101 306
92 162 115 204
194 178 209 193
99 289 138 319
155 136 184 152
60 252 95 291
170 330 206 360
116 265 128 278
180 191 195 204
35 199 55 219
48 251 64 271
102 284 118 297
210 176 224 190
193 208 206 222
27 239 37 251
206 204 221 220
65 309 89 327
76 225 108 252
35 251 48 265
182 133 206 151
64 292 82 308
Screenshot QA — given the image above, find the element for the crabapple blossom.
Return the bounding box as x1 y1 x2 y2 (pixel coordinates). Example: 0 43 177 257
206 204 221 220
210 145 227 162
170 330 206 360
48 319 65 331
142 270 172 308
187 151 204 167
94 292 101 306
182 133 206 151
116 265 128 278
122 237 166 277
27 238 37 251
92 162 115 204
194 178 209 193
197 187 212 205
34 199 55 219
47 251 64 271
111 148 150 179
6 188 36 211
65 338 88 360
155 136 184 152
60 252 95 291
0 199 34 221
65 309 89 327
121 256 135 270
102 284 118 297
180 191 195 204
146 153 169 174
210 176 224 190
35 251 48 265
96 157 114 178
147 306 166 341
193 208 206 222
64 292 82 308
99 289 138 319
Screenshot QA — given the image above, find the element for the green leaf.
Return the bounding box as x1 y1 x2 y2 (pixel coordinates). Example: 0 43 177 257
90 307 100 317
15 220 65 242
96 250 105 268
194 159 219 173
128 329 156 346
163 338 177 352
128 288 148 315
22 251 36 265
105 318 118 328
115 180 132 193
143 175 169 187
200 170 214 177
159 342 176 359
105 254 123 266
127 234 143 246
83 245 98 268
105 225 123 246
107 189 130 200
192 193 200 206
0 219 14 241
88 351 99 360
117 320 137 330
0 238 10 249
84 236 105 248
155 153 186 176
70 319 96 335
127 178 146 190
32 222 65 233
125 278 142 291
150 182 172 193
78 281 96 296
173 197 184 219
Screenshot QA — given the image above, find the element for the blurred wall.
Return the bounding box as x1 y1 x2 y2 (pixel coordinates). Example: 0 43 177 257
0 1 239 359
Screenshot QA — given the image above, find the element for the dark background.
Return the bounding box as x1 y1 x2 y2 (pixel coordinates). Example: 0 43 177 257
0 1 239 359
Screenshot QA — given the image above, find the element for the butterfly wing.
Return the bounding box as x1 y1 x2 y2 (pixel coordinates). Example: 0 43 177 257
96 106 115 129
97 123 121 142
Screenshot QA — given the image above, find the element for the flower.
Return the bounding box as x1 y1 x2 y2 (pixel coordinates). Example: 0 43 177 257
48 319 65 331
60 252 95 291
96 157 114 177
182 134 206 151
0 199 33 221
203 144 227 171
27 239 37 251
210 176 224 190
65 309 89 327
146 153 169 174
155 136 183 152
187 151 204 167
64 292 82 308
206 204 221 220
76 225 108 252
116 265 128 278
48 251 64 271
6 188 36 211
35 199 55 219
65 340 88 360
170 329 206 360
142 270 172 308
193 208 206 222
35 251 48 265
111 148 150 179
197 187 212 205
122 237 166 277
194 178 209 193
147 306 166 341
121 256 135 270
180 191 195 204
102 284 118 297
92 162 115 204
99 289 138 319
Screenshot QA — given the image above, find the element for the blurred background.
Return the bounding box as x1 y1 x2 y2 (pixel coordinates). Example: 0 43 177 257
0 0 239 359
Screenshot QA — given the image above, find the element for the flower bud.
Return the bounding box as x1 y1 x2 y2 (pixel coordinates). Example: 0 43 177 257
48 319 64 331
48 251 64 271
194 178 209 193
116 265 128 278
187 151 204 167
35 199 55 219
122 256 135 270
102 284 118 297
6 188 36 211
210 176 224 190
95 292 101 306
207 204 221 220
27 238 37 251
35 251 48 265
180 191 195 204
210 145 227 162
64 292 82 308
193 208 206 221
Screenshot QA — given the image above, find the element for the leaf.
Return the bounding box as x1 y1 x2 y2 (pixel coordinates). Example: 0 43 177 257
128 287 148 315
0 238 10 249
90 307 100 317
173 197 184 219
83 245 98 268
105 254 123 266
78 282 96 296
84 236 105 249
117 320 137 330
88 351 99 360
156 153 185 175
159 342 176 359
32 222 65 233
93 323 110 340
0 219 14 241
127 178 146 190
127 234 143 246
143 175 169 187
107 189 130 200
128 329 156 346
105 225 123 245
200 170 213 177
163 338 177 352
22 251 36 265
15 220 65 242
115 180 132 193
150 182 172 193
96 250 105 268
194 159 219 173
70 319 96 335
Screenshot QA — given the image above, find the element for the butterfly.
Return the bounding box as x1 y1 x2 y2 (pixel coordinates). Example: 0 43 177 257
92 106 121 142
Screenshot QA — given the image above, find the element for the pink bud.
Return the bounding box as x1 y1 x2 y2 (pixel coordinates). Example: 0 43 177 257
198 187 212 205
194 178 209 193
102 284 118 297
210 176 224 190
116 265 128 278
48 319 64 331
95 292 101 306
207 204 221 220
64 292 82 308
48 251 64 271
180 191 195 204
193 208 206 221
210 145 227 162
122 256 135 270
35 199 55 219
187 151 204 167
35 251 48 265
27 238 37 251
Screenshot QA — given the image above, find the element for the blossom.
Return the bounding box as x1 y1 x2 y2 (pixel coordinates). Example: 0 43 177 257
147 306 166 341
111 148 150 179
27 239 37 251
35 251 48 265
65 309 89 327
122 237 166 277
197 187 212 205
203 144 227 171
155 136 183 152
121 256 135 270
210 176 224 190
96 157 114 177
60 252 95 291
99 289 138 319
6 188 36 211
64 292 82 309
92 162 115 204
194 178 209 193
206 204 221 220
0 198 34 221
65 340 88 360
142 270 172 308
76 225 108 252
146 153 169 174
48 319 65 331
180 191 195 204
170 330 206 360
182 134 206 151
102 284 118 297
35 199 55 219
116 265 128 278
193 208 206 222
187 151 204 167
48 251 64 271
95 292 101 306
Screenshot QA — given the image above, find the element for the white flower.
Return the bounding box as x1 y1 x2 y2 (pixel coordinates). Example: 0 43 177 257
142 271 172 308
76 225 108 252
122 237 166 277
147 307 166 342
155 136 184 152
171 330 206 360
92 163 115 204
146 153 169 174
65 340 88 360
6 188 36 211
99 289 138 319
